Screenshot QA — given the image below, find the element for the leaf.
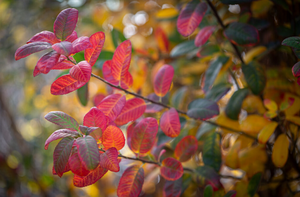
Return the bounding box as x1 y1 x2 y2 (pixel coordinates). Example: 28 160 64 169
117 165 144 197
102 125 125 150
225 88 249 120
264 99 278 112
161 157 183 181
196 122 216 140
280 97 295 111
53 137 74 177
65 30 78 42
242 61 266 95
195 26 216 47
15 42 52 60
71 36 92 54
45 129 79 150
69 61 92 82
170 40 197 57
52 55 75 70
93 93 106 106
45 111 79 130
174 135 198 162
73 165 108 187
27 31 60 44
258 122 278 144
52 41 73 56
75 136 100 170
145 93 168 113
53 8 78 40
130 117 158 154
248 173 262 197
203 132 221 172
52 162 70 176
111 28 127 49
171 87 187 109
33 51 60 76
272 134 289 168
187 99 219 120
99 147 119 172
83 107 107 131
177 1 208 37
197 44 220 58
282 36 300 49
292 62 300 77
102 60 119 86
51 74 86 95
77 82 89 106
225 141 241 169
154 65 174 97
160 108 181 138
155 27 170 53
224 22 259 46
243 46 267 64
156 7 178 21
115 98 146 126
163 177 182 197
195 165 221 190
85 31 105 67
224 191 237 197
204 185 213 197
97 93 126 121
79 125 98 136
203 56 230 92
69 147 90 176
205 83 231 102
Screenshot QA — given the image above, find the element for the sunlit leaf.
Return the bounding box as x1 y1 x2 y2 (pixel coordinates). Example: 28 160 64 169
195 165 221 191
52 55 75 70
77 82 88 106
53 137 74 177
102 125 125 150
54 8 78 40
154 65 174 97
272 134 289 168
76 136 100 170
225 88 249 120
52 41 73 56
69 61 92 82
174 135 198 162
177 1 207 37
45 111 79 130
99 147 119 172
161 157 183 181
85 31 105 66
15 42 52 60
248 172 262 197
160 108 181 138
204 185 213 197
83 107 107 131
195 26 216 47
51 74 86 95
187 98 219 120
33 51 60 76
258 122 278 144
242 61 266 95
163 177 182 197
45 129 79 150
117 165 144 197
97 94 126 121
73 165 108 187
27 30 60 44
69 146 90 176
203 132 221 172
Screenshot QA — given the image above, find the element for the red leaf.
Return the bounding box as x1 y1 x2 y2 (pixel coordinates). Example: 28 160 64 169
174 135 198 162
99 147 120 172
45 129 79 150
54 8 78 40
73 165 108 187
102 125 125 150
69 61 92 82
15 42 52 60
115 98 146 126
102 60 119 86
52 55 75 70
85 31 105 66
153 65 174 97
93 93 106 106
83 107 108 131
111 40 132 81
52 162 70 176
155 27 169 53
120 71 133 89
69 147 90 176
27 31 60 44
53 137 74 177
195 26 216 47
163 178 182 197
177 2 207 37
117 165 144 197
71 36 92 54
52 41 73 56
33 51 60 76
51 74 86 95
160 157 183 181
130 117 158 154
65 30 78 42
97 94 126 121
160 108 181 138
126 122 137 151
75 136 100 170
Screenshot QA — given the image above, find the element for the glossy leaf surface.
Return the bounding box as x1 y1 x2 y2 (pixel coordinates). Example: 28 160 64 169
45 111 79 130
97 94 126 121
69 61 92 82
51 74 86 95
170 40 197 57
45 129 79 150
282 36 300 49
27 31 60 44
99 147 119 172
242 61 266 95
73 165 108 187
83 107 107 131
163 177 182 197
187 99 219 120
174 135 198 162
85 31 105 66
34 51 60 76
203 132 221 172
160 108 181 138
225 88 249 120
76 136 100 170
205 83 231 102
195 26 216 47
69 147 90 176
272 134 289 168
52 41 73 56
154 65 174 97
54 8 78 40
102 125 125 150
15 42 52 60
72 36 92 54
161 157 183 181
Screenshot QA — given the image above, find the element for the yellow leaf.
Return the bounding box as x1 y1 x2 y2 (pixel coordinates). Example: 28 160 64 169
242 95 266 114
283 93 300 116
264 99 278 112
272 134 289 168
258 122 278 144
216 112 241 135
155 8 178 20
225 141 241 169
286 116 300 126
251 0 273 18
243 46 267 64
235 181 249 197
246 162 265 178
240 115 270 134
239 145 267 169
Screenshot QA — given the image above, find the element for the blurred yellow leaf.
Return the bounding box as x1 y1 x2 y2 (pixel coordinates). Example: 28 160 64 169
264 99 278 112
240 115 270 134
243 46 267 64
225 141 241 169
258 122 278 144
239 145 267 169
216 112 241 134
155 8 178 20
283 93 300 116
285 116 300 126
242 95 266 114
272 134 289 168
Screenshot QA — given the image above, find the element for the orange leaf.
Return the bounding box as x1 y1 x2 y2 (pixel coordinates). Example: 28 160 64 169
258 122 278 144
102 125 125 150
174 136 198 162
97 94 126 121
161 158 183 181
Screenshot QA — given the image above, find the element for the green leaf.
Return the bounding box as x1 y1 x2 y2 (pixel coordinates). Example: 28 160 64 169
204 185 213 197
224 22 259 46
196 122 216 140
76 136 100 170
45 111 79 130
204 55 230 92
225 88 249 120
247 172 262 197
224 190 237 197
170 128 189 149
73 51 85 62
111 29 127 49
203 132 221 172
195 166 221 190
171 86 187 109
94 51 114 69
187 99 219 120
205 83 231 102
170 40 197 57
198 44 220 57
77 82 89 106
242 61 266 95
282 36 300 50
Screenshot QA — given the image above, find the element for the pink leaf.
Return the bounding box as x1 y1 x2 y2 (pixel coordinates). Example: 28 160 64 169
73 165 108 187
117 165 144 197
99 147 120 172
174 135 198 162
69 147 90 176
69 61 92 82
195 26 216 47
93 93 106 106
33 51 60 76
52 162 70 176
83 107 108 131
85 31 105 66
120 71 133 89
72 36 92 54
15 42 52 60
97 94 126 121
54 8 78 40
154 65 174 97
102 60 119 86
160 108 181 138
160 157 183 181
27 31 60 44
102 125 125 150
52 41 73 56
177 2 207 37
115 98 146 126
65 30 78 42
45 129 79 150
52 56 75 70
51 74 86 95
